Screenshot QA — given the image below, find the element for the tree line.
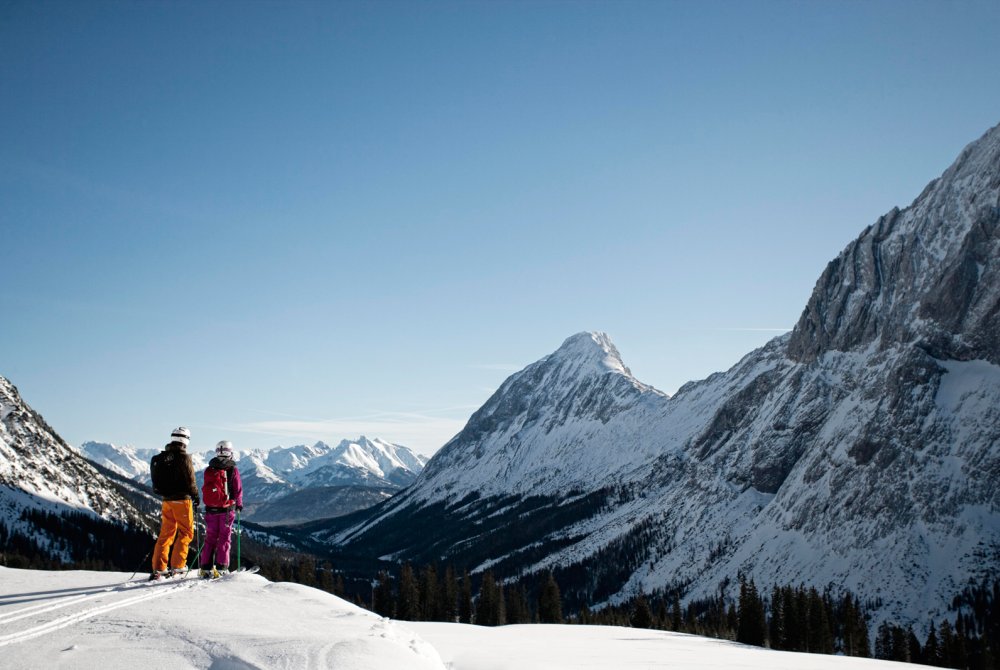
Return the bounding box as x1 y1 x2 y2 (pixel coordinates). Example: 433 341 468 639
370 564 565 625
263 554 998 670
0 510 154 571
871 578 999 669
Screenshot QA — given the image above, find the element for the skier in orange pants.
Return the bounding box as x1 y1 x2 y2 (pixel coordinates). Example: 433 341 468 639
153 500 195 574
148 427 200 579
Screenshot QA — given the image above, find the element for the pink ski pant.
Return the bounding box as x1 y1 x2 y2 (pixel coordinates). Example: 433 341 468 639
201 510 236 569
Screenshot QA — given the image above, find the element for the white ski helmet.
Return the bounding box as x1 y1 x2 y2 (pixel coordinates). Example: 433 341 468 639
215 440 234 458
170 426 191 447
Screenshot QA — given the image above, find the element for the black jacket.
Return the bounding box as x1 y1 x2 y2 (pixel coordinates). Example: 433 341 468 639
151 442 199 503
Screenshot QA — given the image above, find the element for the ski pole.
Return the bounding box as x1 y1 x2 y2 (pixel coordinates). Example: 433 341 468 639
189 508 206 573
236 508 241 571
129 543 155 582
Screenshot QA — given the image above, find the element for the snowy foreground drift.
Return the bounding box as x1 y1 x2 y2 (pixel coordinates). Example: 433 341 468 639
0 567 935 670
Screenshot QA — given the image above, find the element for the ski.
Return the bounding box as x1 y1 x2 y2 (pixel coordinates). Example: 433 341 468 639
201 566 260 581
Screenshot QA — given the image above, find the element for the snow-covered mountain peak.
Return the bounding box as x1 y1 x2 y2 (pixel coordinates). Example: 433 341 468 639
411 332 669 497
548 331 631 378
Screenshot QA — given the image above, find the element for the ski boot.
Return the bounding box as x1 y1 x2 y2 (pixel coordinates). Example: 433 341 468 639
149 570 169 581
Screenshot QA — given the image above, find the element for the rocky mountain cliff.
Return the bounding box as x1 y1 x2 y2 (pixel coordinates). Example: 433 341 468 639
316 122 1000 629
0 376 156 566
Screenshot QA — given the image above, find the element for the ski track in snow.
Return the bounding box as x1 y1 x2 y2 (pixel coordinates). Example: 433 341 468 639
0 575 199 648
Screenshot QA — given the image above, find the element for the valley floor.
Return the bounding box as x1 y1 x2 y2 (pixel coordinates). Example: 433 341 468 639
0 566 934 670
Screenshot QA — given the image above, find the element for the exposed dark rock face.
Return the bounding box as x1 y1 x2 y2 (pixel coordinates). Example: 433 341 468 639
789 124 1000 365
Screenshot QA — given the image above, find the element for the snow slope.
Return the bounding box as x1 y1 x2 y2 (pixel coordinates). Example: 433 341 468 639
411 622 930 670
0 566 936 670
0 566 444 670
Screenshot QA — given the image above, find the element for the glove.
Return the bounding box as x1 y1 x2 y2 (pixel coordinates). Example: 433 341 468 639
192 498 200 509
236 505 243 511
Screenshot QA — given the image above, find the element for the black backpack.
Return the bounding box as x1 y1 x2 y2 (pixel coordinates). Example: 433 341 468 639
150 451 186 495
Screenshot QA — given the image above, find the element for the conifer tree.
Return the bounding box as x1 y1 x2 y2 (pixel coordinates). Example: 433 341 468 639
769 585 784 649
476 571 504 626
806 588 833 654
420 564 441 621
905 628 921 664
890 625 908 662
373 570 395 617
923 621 940 666
506 584 531 624
459 570 473 624
397 563 421 621
649 601 662 629
737 578 767 646
854 606 870 657
671 598 682 632
874 622 893 660
841 592 869 657
497 581 507 626
631 596 653 629
318 561 334 593
537 571 563 623
440 565 458 622
794 587 811 652
726 601 738 639
295 556 317 586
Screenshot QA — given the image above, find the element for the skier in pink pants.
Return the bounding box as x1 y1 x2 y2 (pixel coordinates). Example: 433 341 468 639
199 440 244 578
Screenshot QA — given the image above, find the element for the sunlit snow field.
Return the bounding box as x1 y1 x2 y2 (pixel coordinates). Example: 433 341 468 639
0 567 933 670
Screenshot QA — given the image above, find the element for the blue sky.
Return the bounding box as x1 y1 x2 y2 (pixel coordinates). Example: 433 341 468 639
3 0 999 457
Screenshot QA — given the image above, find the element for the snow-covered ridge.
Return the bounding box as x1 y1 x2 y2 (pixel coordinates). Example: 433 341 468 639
0 376 150 560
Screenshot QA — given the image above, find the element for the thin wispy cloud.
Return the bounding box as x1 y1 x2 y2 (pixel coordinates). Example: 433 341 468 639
707 328 792 332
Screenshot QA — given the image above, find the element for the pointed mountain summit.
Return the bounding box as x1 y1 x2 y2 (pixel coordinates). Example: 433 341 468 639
418 331 667 498
545 331 633 378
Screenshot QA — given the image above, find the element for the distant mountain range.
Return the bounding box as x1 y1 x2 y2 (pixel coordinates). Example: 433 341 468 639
76 436 427 524
306 122 1000 629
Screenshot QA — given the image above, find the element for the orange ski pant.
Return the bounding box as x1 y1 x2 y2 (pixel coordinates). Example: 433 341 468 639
152 500 194 572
